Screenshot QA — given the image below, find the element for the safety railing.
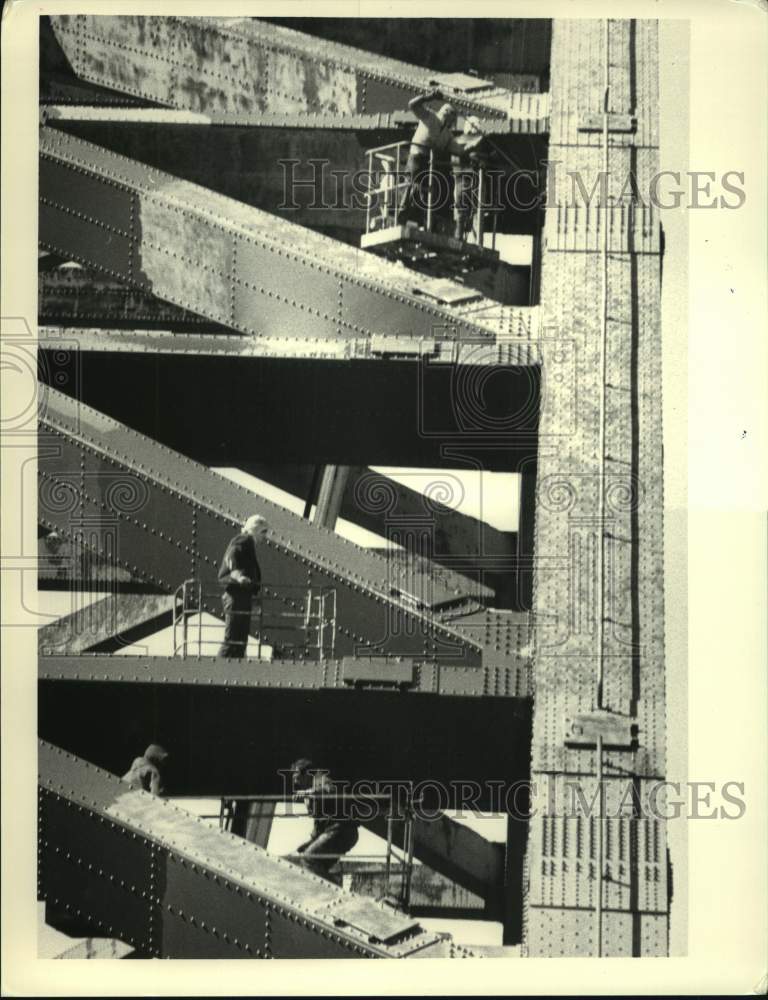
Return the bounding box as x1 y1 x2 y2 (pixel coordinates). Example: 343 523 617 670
205 791 418 910
363 139 498 251
364 141 435 235
172 578 337 661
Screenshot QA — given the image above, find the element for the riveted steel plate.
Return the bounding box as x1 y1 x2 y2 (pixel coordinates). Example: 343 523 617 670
564 711 635 749
40 154 134 234
525 18 667 957
326 896 421 944
340 278 458 342
39 742 472 958
40 201 133 279
578 112 636 133
161 854 269 958
342 656 415 686
232 237 340 341
358 74 420 115
268 906 361 959
39 791 153 950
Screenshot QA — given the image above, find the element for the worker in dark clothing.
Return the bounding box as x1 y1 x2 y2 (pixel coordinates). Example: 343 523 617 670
217 514 268 658
451 115 490 241
397 89 483 230
121 744 168 796
291 758 359 885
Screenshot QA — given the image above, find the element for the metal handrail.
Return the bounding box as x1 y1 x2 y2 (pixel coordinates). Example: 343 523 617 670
212 790 418 909
363 138 497 249
172 579 337 661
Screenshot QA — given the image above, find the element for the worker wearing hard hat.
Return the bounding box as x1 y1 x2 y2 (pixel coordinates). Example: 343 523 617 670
217 514 269 658
121 744 169 796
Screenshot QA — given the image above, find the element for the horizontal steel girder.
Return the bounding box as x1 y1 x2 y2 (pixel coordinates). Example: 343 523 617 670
39 388 498 663
39 650 531 700
38 126 541 356
48 15 548 132
38 741 472 958
38 676 532 804
38 593 174 654
38 323 542 366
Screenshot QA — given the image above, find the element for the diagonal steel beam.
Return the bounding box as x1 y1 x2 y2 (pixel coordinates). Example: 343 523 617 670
364 812 505 914
38 593 174 654
47 15 548 132
38 126 541 356
39 387 495 663
38 741 471 958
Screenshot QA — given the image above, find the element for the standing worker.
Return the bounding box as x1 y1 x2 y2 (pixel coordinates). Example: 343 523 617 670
121 744 168 796
451 115 490 241
397 88 483 230
290 758 359 885
217 514 269 658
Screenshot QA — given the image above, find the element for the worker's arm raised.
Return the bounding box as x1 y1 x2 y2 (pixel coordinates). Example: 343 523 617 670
408 89 442 123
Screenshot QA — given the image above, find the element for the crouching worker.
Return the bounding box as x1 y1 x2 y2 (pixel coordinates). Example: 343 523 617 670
121 744 168 796
291 758 359 885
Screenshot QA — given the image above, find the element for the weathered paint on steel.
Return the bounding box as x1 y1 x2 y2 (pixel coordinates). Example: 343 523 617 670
38 741 462 958
39 126 539 350
38 593 174 654
48 15 526 127
524 20 668 957
38 388 501 667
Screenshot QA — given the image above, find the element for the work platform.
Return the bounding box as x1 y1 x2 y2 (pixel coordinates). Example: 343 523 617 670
361 223 500 276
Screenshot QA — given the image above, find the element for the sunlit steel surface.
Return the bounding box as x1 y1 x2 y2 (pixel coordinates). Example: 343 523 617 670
38 741 476 958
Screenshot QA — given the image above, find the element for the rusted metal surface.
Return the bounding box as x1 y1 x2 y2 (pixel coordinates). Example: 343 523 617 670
364 812 505 915
340 859 485 916
38 741 467 958
524 20 668 957
48 15 546 132
39 387 503 665
38 593 174 654
38 126 542 353
42 97 550 134
39 265 217 331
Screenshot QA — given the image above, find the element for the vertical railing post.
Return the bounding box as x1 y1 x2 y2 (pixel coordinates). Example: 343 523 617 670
365 150 372 233
475 165 485 246
595 734 604 956
385 811 393 899
196 579 202 656
181 580 189 659
425 150 434 232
